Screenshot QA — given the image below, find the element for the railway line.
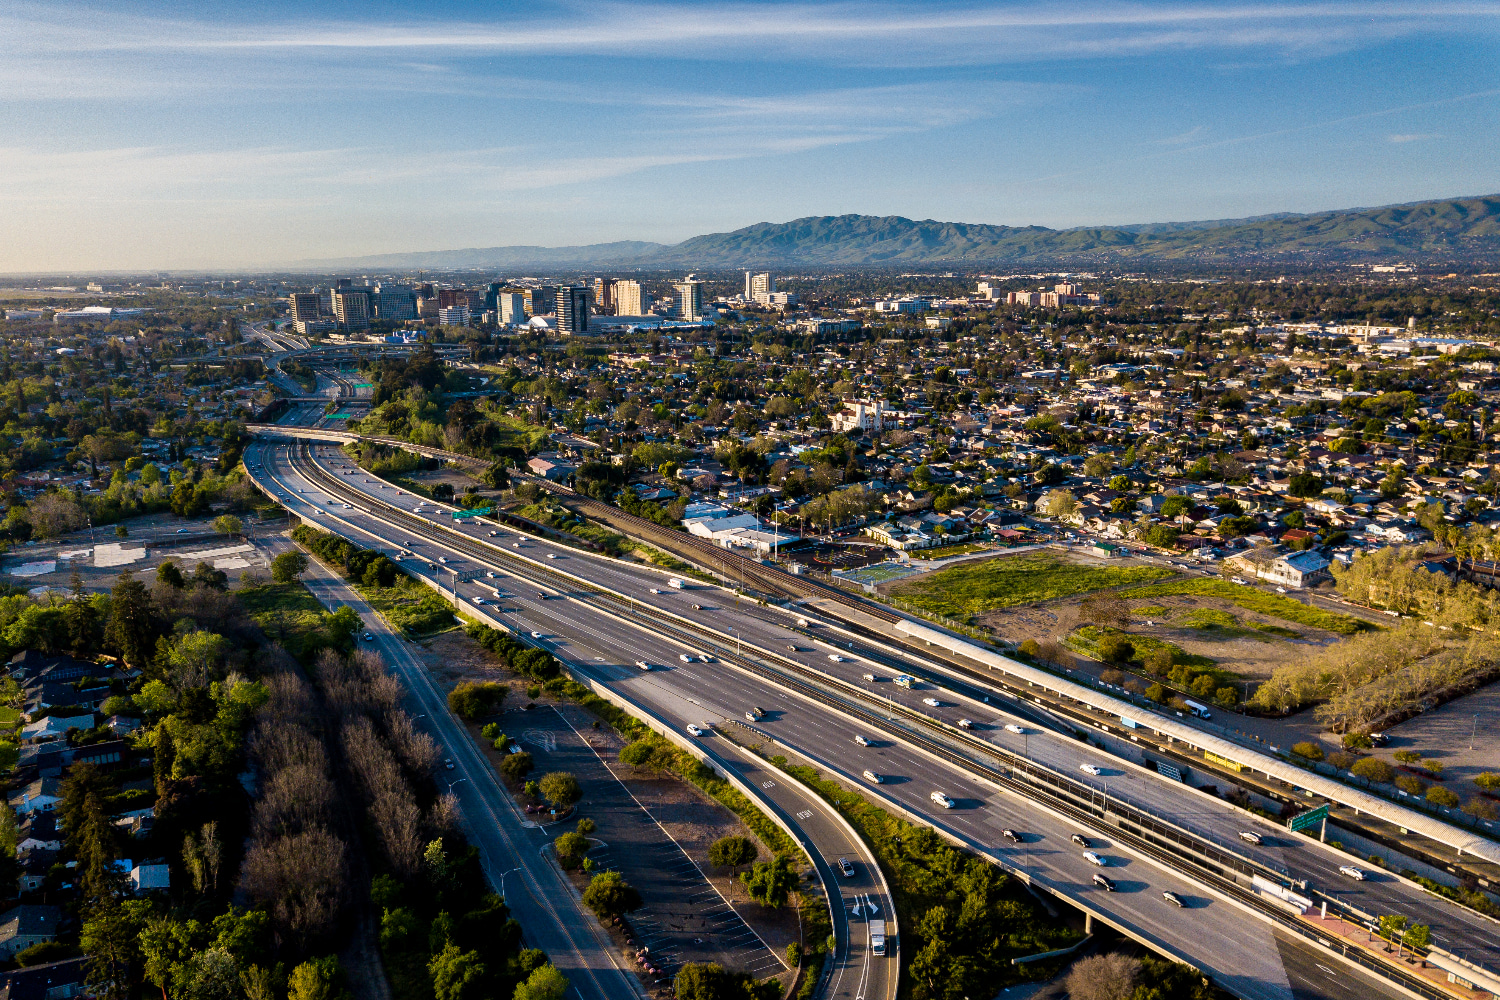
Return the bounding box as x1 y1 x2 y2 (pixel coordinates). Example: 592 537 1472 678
286 443 1452 1000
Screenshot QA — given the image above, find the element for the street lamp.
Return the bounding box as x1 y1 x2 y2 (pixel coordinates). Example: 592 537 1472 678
497 866 523 900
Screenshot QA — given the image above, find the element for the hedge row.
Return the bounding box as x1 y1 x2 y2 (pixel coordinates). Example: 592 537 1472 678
291 524 399 588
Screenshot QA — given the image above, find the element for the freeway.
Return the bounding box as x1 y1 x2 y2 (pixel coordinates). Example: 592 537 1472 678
244 431 1431 1000
284 433 1500 979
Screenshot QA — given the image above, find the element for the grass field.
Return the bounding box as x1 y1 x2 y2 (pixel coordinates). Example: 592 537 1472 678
891 552 1175 620
358 578 458 635
237 582 352 659
0 707 20 727
1119 578 1374 634
910 542 994 560
1068 625 1217 669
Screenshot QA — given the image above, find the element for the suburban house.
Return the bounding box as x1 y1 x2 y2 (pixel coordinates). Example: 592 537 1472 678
1260 550 1333 589
8 778 60 818
0 905 60 959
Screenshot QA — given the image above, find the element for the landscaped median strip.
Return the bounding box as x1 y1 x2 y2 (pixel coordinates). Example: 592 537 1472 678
1297 907 1487 1000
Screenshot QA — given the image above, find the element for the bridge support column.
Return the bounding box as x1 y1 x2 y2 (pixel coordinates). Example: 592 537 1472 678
1084 913 1093 934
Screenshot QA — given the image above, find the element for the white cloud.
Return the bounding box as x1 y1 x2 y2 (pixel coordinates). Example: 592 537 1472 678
1388 132 1440 143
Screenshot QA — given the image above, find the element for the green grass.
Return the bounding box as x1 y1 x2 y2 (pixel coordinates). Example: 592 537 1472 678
1119 578 1374 634
1068 625 1216 668
1133 604 1170 617
0 707 20 727
0 740 16 772
358 578 458 635
891 552 1175 620
1257 624 1302 638
910 542 993 560
1182 608 1240 630
237 582 353 660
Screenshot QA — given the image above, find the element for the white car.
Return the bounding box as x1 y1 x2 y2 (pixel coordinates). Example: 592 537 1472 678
635 660 652 671
828 654 845 663
686 724 705 737
472 596 485 605
957 719 974 729
489 531 498 536
1339 865 1366 881
486 571 497 578
530 631 543 639
1162 890 1184 907
1079 763 1102 776
1004 724 1026 734
838 858 855 878
1239 831 1263 845
862 769 882 783
679 654 695 663
547 553 557 559
854 735 869 746
930 791 954 809
1083 851 1106 866
922 697 940 707
438 556 448 563
649 588 661 594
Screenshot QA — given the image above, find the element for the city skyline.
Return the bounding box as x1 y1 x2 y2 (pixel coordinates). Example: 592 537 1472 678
3 0 1499 271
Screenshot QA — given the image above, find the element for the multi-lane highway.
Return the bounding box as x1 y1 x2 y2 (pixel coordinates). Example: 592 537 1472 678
239 425 1500 1000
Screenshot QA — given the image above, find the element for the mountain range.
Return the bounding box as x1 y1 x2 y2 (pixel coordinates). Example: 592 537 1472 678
294 193 1500 271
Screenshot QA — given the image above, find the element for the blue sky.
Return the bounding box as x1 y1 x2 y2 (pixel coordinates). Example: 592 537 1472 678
3 0 1499 270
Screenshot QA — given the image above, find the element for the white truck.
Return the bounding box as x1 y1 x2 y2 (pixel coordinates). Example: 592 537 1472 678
869 919 887 956
668 577 685 589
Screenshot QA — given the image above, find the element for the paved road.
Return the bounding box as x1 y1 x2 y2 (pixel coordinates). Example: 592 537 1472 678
254 531 647 1000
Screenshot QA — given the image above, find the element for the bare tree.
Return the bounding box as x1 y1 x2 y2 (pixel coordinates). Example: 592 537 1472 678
1065 953 1139 1000
240 826 349 946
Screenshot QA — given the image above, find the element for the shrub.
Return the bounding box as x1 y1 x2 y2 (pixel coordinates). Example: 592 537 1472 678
1342 733 1373 750
481 723 500 739
1426 786 1460 809
1123 680 1145 694
1291 742 1324 762
1329 752 1356 771
582 870 641 920
1099 669 1124 685
500 752 533 782
1351 757 1394 783
576 818 595 835
1394 750 1422 764
1474 772 1500 791
539 772 582 809
448 681 508 721
1214 686 1239 707
1395 774 1427 796
1144 648 1174 675
492 735 509 752
1017 639 1040 659
1420 759 1443 776
1145 683 1167 704
554 831 589 867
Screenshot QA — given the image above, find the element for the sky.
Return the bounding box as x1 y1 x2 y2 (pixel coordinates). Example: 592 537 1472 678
2 0 1499 271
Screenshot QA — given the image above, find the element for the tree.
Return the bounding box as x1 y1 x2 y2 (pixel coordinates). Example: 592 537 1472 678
1426 786 1460 808
1351 757 1394 784
193 561 228 591
1040 489 1078 518
582 870 641 920
287 957 352 1000
740 854 798 909
500 752 533 782
1475 772 1500 791
513 964 569 1000
1160 495 1193 523
103 570 159 667
213 515 243 537
157 562 186 589
1065 953 1140 1000
554 831 589 867
539 772 581 810
708 836 758 885
272 552 308 583
80 896 144 1000
27 491 87 539
428 942 486 1000
1405 923 1431 963
1094 633 1134 664
675 963 728 1000
448 680 507 720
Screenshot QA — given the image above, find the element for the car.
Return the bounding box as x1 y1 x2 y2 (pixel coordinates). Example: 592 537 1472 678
1339 865 1366 881
838 858 855 878
1162 891 1185 907
547 553 557 559
513 542 521 548
472 596 485 605
745 710 761 722
691 603 702 610
649 588 661 594
362 632 374 641
635 660 652 671
536 592 546 600
853 734 870 747
786 644 798 651
530 631 543 639
1093 873 1117 892
862 769 882 783
1071 834 1091 848
679 654 695 663
438 556 448 563
1004 724 1026 734
686 724 705 737
920 696 941 707
930 791 954 809
957 719 974 729
486 571 497 578
443 759 454 771
862 672 877 681
1083 851 1106 866
489 531 498 536
493 589 503 598
1239 831 1263 845
1079 763 1102 776
828 654 845 663
1002 828 1021 843
176 528 189 533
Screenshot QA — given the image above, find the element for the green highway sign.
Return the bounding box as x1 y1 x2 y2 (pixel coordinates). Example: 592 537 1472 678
1287 803 1329 833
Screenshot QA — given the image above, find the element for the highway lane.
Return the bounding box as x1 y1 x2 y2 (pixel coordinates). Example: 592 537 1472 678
250 442 1384 1000
291 440 1500 973
254 440 894 999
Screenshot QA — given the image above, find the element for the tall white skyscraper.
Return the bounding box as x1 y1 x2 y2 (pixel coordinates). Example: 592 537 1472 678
676 277 706 321
613 280 651 316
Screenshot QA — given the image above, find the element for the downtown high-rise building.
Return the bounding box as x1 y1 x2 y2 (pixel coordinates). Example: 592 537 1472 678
556 285 591 335
592 277 616 315
745 271 773 299
497 291 526 325
675 277 706 321
333 290 370 330
613 280 651 316
373 283 416 321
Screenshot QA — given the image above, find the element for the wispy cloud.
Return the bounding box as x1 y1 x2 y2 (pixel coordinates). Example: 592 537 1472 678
1388 132 1441 143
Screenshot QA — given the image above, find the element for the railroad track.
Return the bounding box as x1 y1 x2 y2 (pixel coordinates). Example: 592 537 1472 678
282 444 1444 1000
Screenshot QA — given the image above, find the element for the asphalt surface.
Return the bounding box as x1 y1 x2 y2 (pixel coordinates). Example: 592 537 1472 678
243 434 1374 1000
